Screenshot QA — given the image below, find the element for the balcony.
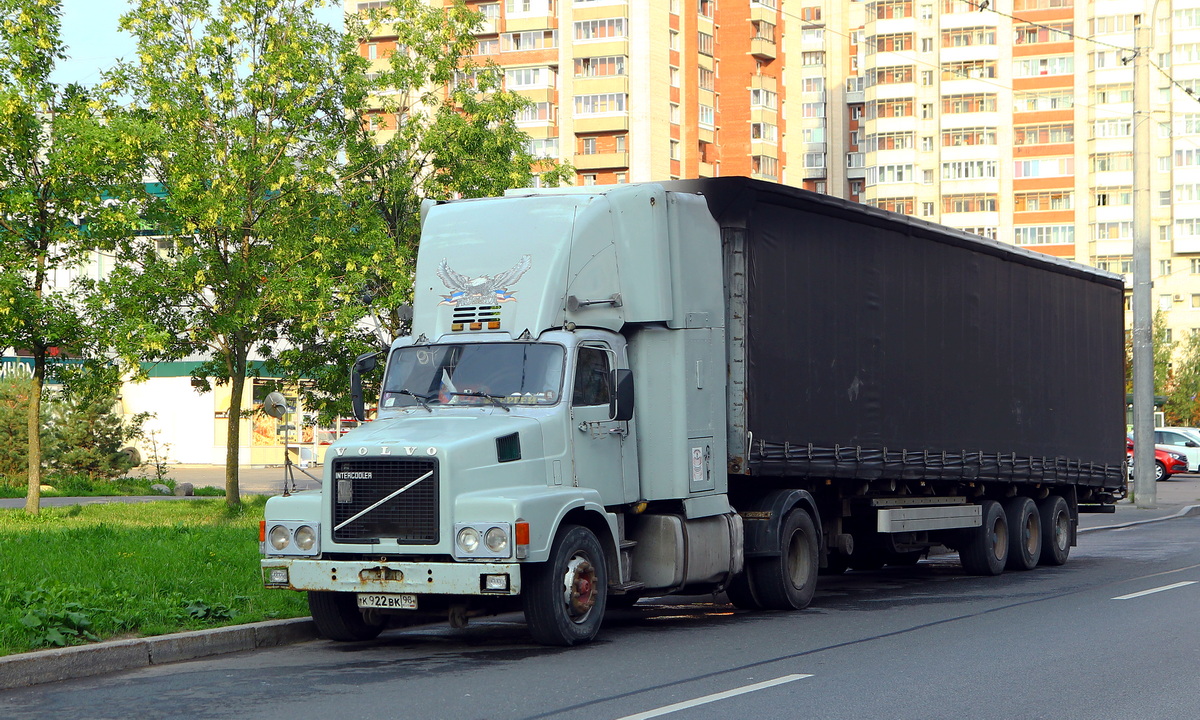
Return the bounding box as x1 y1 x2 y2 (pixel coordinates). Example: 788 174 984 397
572 114 629 133
574 152 629 171
751 37 777 61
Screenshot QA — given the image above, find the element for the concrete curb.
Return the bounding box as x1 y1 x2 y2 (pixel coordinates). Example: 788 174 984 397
0 617 317 691
1078 503 1200 533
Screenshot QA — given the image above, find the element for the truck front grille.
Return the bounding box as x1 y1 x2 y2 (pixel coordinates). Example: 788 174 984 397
331 459 439 544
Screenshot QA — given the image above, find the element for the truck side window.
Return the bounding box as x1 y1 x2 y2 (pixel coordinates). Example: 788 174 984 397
572 347 612 407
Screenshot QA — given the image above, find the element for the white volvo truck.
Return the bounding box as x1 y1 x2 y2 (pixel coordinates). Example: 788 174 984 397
261 178 1126 646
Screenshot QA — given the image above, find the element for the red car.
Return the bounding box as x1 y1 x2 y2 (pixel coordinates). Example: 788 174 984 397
1126 436 1187 481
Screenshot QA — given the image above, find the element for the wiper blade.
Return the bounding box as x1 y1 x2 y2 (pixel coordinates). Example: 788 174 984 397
397 389 433 412
448 391 511 412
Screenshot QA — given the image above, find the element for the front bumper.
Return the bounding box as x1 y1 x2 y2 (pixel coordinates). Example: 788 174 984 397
261 558 523 596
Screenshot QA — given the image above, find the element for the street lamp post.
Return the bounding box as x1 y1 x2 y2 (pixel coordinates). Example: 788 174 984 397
1132 11 1156 507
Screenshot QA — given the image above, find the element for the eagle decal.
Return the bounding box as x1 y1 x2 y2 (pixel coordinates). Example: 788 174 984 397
436 255 532 307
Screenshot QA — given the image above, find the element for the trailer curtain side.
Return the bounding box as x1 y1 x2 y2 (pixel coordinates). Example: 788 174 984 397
665 178 1126 490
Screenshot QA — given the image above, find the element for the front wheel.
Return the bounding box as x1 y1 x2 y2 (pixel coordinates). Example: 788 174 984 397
1155 461 1167 481
750 508 819 610
522 525 608 646
308 591 384 642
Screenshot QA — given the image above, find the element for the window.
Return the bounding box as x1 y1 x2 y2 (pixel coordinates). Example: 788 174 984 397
1014 21 1072 44
574 18 627 41
921 37 933 52
942 160 998 180
874 197 915 214
920 136 933 151
867 164 915 185
1094 188 1132 207
699 67 715 91
503 30 558 51
942 93 997 114
1013 56 1073 77
1013 90 1073 112
670 103 680 123
699 0 715 17
699 105 715 128
1013 157 1074 178
670 66 680 87
873 0 913 19
581 137 597 154
1014 191 1073 212
873 97 913 118
942 60 996 80
574 93 627 115
367 43 378 60
1013 123 1073 145
1093 153 1133 172
669 29 679 50
803 152 825 168
670 140 680 160
581 173 598 186
1093 222 1132 240
865 131 914 151
506 67 553 88
751 88 778 109
1013 225 1074 246
942 26 996 47
920 103 933 119
526 137 559 157
574 56 625 77
921 70 933 85
751 122 778 143
1160 259 1173 277
942 127 997 146
515 102 554 123
572 346 612 406
615 135 626 152
922 201 935 216
476 38 498 55
870 65 913 85
752 155 779 180
698 31 715 56
615 172 627 184
872 33 913 52
803 52 825 66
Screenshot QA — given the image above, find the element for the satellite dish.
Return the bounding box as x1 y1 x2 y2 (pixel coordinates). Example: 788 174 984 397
263 391 288 419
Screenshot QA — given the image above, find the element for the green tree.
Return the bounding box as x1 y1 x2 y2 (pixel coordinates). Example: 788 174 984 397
101 0 383 505
0 0 146 514
1165 331 1200 426
1125 310 1174 396
42 389 138 480
270 0 572 421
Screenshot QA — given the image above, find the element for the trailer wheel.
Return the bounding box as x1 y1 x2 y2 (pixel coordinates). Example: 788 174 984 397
522 524 607 646
1003 497 1042 571
1037 495 1071 566
307 591 384 642
959 499 1008 576
751 508 819 610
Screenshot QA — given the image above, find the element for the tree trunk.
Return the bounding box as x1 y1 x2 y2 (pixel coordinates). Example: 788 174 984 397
24 351 44 515
224 345 248 507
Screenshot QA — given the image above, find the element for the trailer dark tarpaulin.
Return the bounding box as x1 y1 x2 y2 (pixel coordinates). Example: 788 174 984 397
667 178 1126 491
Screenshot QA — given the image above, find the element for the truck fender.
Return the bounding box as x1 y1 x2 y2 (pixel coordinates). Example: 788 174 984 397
737 489 824 559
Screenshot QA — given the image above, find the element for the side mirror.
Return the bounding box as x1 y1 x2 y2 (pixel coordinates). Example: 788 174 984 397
609 369 634 422
350 352 380 422
1187 441 1199 448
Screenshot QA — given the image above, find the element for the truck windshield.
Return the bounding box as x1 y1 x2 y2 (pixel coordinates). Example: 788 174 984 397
380 343 565 408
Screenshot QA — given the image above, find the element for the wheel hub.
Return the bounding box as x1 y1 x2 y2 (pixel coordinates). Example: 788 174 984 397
563 556 597 621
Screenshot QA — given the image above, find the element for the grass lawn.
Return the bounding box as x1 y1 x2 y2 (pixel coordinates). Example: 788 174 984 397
0 498 309 656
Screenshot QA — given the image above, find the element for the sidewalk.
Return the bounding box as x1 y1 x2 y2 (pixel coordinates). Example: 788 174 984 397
3 471 1199 691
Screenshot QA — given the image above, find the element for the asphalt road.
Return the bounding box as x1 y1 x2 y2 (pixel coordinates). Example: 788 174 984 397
3 516 1199 720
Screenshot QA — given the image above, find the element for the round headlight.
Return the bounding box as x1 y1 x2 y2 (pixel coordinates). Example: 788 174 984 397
485 527 508 553
457 527 481 553
294 525 317 551
268 525 291 551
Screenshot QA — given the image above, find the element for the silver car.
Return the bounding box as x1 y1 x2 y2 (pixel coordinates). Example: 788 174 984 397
1155 427 1200 472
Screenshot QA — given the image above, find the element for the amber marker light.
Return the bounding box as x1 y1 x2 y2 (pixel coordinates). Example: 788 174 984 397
259 520 266 542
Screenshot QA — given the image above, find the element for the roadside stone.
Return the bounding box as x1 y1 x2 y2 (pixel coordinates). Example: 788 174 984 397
39 484 55 493
174 482 194 497
150 484 172 495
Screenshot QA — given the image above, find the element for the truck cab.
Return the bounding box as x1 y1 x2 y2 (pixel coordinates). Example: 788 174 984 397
261 184 740 646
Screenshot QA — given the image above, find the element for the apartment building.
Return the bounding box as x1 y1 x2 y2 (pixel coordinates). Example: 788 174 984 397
349 0 1200 348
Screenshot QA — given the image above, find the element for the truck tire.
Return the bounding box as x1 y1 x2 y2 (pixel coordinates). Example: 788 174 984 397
522 524 607 646
750 508 819 610
1003 496 1042 571
724 568 762 609
307 591 384 641
1038 495 1071 566
959 499 1008 576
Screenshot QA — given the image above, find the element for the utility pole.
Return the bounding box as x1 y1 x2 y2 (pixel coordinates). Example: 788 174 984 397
1132 13 1156 508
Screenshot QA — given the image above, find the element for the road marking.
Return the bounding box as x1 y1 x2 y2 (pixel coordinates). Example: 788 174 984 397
614 674 812 720
1112 581 1197 600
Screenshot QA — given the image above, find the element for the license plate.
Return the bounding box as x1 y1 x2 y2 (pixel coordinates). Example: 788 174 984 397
357 593 417 610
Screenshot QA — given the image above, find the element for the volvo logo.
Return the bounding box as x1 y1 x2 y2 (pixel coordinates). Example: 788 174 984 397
334 446 439 457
